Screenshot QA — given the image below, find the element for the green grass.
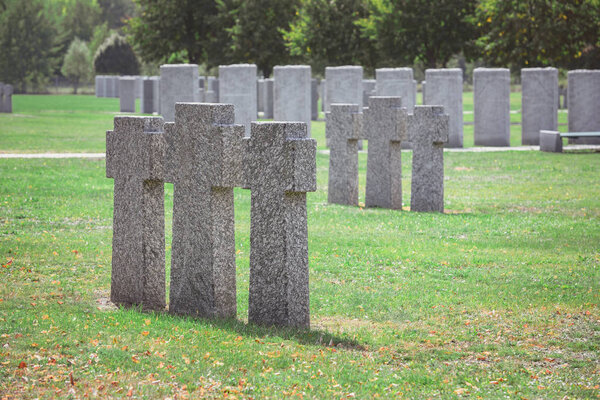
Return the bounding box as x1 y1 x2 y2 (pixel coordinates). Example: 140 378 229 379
0 96 599 398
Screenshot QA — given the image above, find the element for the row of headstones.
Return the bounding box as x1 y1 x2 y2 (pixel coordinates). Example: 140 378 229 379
106 103 317 328
0 83 13 113
327 99 449 212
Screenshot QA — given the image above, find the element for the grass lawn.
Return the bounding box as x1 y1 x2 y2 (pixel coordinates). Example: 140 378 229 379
0 96 599 398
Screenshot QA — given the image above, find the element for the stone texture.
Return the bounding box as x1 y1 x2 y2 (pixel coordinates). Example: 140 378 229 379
539 130 563 152
245 122 316 328
219 64 257 135
274 65 312 136
473 68 510 146
424 69 463 148
408 106 449 213
257 79 265 113
324 66 363 113
0 83 4 112
105 76 116 98
208 77 219 101
151 76 160 113
375 68 416 112
521 68 558 145
106 116 166 311
263 78 274 118
362 79 376 110
364 96 408 209
568 70 600 144
311 78 319 121
119 77 136 113
141 77 156 114
159 64 200 122
165 103 245 319
327 104 362 206
95 76 104 97
135 76 144 99
1 84 12 113
319 79 325 112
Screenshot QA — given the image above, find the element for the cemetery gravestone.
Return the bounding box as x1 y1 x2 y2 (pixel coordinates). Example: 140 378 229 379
376 68 416 112
521 68 558 145
141 77 156 114
311 78 319 121
274 65 312 136
567 70 600 144
424 69 463 148
165 103 245 319
324 66 363 113
245 122 316 328
151 76 160 114
208 77 219 102
219 64 258 136
105 76 115 98
327 104 362 206
362 79 376 110
408 106 449 213
106 116 166 311
263 78 274 118
95 76 103 97
258 79 265 113
473 68 510 146
119 77 136 113
160 64 200 122
364 96 407 210
0 83 3 113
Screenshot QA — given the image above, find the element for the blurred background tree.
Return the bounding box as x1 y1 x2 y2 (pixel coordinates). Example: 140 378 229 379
61 38 93 93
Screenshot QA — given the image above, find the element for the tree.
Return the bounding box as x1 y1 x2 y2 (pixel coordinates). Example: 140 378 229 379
61 38 92 94
283 0 377 75
358 0 477 69
94 33 140 75
0 0 58 92
98 0 135 29
126 0 237 67
229 0 300 77
474 0 600 70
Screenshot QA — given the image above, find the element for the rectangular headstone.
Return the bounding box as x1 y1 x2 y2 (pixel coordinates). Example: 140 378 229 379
219 64 257 136
424 68 463 148
568 70 600 144
119 77 136 113
95 76 103 97
376 68 416 112
134 76 144 99
521 67 558 145
274 65 312 136
364 96 407 209
245 122 316 328
324 66 363 113
327 104 362 206
106 116 166 311
474 68 510 146
141 77 155 114
0 83 4 113
257 78 265 113
105 76 114 98
165 103 245 319
362 79 376 110
311 78 319 121
151 76 160 113
159 64 200 122
408 106 449 212
263 78 274 118
319 79 326 112
208 77 219 100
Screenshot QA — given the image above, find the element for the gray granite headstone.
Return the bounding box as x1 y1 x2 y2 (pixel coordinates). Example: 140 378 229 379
324 66 363 113
119 77 136 113
327 104 362 206
141 77 156 114
106 116 166 311
105 76 115 98
219 64 257 136
95 76 103 97
567 70 600 144
424 69 463 148
245 122 316 328
274 65 312 136
362 79 376 110
0 83 4 113
263 78 274 118
165 103 245 319
151 76 160 113
311 78 319 121
521 68 558 145
539 130 562 152
208 77 219 100
408 106 449 213
376 68 416 112
319 79 325 113
159 64 200 122
364 96 407 209
257 78 265 113
134 76 144 99
5 84 13 113
473 68 510 146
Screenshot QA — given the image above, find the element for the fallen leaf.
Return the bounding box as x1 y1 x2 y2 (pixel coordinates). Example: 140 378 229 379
18 361 27 369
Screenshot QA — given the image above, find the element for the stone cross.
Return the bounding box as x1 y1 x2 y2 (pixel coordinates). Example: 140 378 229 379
408 106 449 213
244 122 316 328
106 116 166 311
165 103 245 319
364 96 408 209
327 104 363 206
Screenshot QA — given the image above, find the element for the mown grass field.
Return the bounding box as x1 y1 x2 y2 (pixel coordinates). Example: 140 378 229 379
0 95 598 399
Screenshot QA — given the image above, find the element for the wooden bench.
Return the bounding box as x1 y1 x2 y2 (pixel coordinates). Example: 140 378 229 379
540 130 600 152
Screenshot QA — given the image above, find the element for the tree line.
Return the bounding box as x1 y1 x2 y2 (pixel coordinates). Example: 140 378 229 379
1 0 599 92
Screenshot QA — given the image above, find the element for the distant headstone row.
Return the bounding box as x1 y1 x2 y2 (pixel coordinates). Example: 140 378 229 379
106 103 317 328
0 83 13 113
327 97 449 213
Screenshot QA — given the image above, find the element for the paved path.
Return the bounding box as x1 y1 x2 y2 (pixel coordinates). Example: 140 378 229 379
1 145 598 159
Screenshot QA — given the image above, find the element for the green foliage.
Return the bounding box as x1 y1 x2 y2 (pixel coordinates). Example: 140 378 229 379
93 33 140 75
61 38 92 94
0 0 58 92
58 0 103 43
98 0 135 29
88 22 113 60
229 0 300 77
474 0 600 70
359 0 477 68
284 0 377 74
